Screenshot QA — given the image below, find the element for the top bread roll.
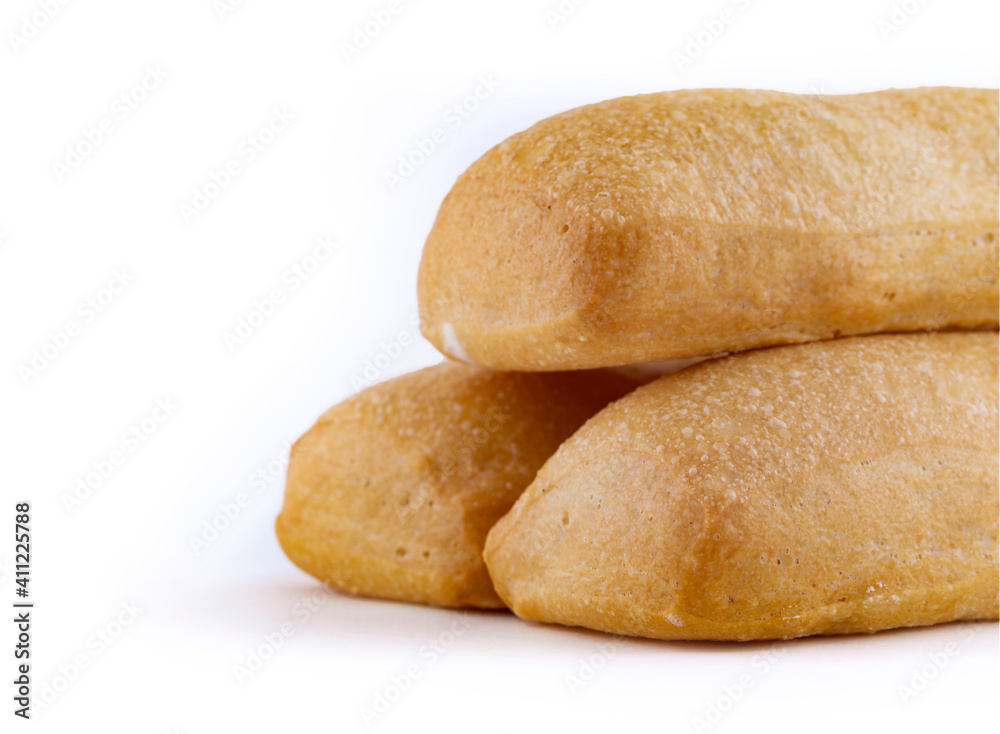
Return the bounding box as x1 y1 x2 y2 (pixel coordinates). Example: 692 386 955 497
418 87 999 371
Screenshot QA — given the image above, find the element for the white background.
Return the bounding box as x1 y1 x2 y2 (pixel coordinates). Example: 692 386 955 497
1 1 997 732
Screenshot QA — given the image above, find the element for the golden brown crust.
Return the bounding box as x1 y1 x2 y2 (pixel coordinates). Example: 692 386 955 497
418 88 999 370
275 362 636 609
484 331 999 639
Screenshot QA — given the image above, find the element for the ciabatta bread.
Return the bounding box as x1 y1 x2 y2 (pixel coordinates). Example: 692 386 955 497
276 362 635 608
419 88 998 370
484 331 999 639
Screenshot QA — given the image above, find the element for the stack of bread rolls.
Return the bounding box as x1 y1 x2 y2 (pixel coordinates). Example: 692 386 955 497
277 87 999 641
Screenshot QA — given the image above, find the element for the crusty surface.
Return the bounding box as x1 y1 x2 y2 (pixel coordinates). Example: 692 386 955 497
418 88 999 370
484 331 1000 639
275 362 636 609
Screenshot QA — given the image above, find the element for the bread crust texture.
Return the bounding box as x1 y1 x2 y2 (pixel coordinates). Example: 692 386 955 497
275 362 635 609
484 331 999 639
418 87 999 370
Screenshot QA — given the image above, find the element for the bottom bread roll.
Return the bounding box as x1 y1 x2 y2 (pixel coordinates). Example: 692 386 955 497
275 361 635 609
484 331 999 640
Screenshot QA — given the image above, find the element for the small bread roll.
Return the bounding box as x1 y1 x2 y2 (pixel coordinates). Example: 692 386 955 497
418 88 999 370
275 362 635 609
484 331 999 639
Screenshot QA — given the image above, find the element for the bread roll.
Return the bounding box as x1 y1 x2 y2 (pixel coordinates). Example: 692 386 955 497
418 88 999 370
484 331 999 639
275 362 635 609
